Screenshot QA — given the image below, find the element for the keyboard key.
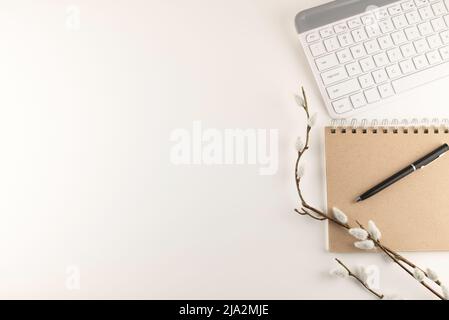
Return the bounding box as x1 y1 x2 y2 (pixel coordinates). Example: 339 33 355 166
406 10 422 24
405 26 420 40
400 59 417 73
361 14 376 25
439 45 449 59
373 52 389 66
324 37 341 52
415 0 429 7
338 33 354 47
418 21 433 36
320 27 335 38
427 34 443 48
444 14 449 26
392 60 449 93
378 35 394 49
350 44 366 59
306 32 320 43
332 98 353 114
432 2 448 16
375 9 389 20
347 18 362 29
309 42 326 57
359 74 375 88
419 6 434 20
379 19 395 33
393 15 408 28
321 67 349 85
372 69 389 83
334 23 349 34
426 50 443 64
350 93 367 108
346 61 362 76
401 43 417 57
366 24 382 38
388 5 402 16
431 17 446 31
360 56 376 72
327 78 361 99
364 88 381 103
322 68 346 87
352 28 368 42
402 1 416 11
336 48 353 63
391 30 407 45
387 48 403 62
441 30 449 43
365 39 381 54
413 54 430 69
315 53 339 71
386 64 403 78
378 83 395 98
414 38 430 52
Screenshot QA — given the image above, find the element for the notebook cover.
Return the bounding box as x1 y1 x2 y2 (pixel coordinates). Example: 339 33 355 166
325 126 449 253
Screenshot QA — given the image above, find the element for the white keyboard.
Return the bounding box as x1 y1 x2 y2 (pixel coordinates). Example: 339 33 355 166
297 0 449 118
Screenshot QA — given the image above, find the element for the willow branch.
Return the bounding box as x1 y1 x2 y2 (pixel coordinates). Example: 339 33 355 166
335 258 384 299
382 247 442 286
294 208 326 221
356 221 445 300
294 86 445 300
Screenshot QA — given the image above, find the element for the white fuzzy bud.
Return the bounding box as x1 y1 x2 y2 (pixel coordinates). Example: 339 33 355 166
353 266 368 283
349 228 369 240
354 240 375 250
295 137 305 151
329 267 349 279
332 207 348 224
294 94 305 107
367 220 382 241
413 268 425 282
296 165 305 179
426 268 439 282
308 113 318 127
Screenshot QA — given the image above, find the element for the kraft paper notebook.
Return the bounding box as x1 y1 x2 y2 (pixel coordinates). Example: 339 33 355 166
325 120 449 253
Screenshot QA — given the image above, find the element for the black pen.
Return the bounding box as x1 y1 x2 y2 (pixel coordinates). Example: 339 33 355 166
356 143 449 202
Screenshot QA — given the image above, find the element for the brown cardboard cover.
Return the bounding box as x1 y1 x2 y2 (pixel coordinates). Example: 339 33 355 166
325 126 449 252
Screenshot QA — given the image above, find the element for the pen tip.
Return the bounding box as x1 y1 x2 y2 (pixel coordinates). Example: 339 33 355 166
355 197 362 203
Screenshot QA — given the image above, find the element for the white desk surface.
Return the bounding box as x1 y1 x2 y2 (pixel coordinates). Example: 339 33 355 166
3 0 449 299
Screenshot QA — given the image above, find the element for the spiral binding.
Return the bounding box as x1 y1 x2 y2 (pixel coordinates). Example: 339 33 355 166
330 119 449 134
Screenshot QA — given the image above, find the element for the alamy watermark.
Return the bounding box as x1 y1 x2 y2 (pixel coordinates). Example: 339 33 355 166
170 121 279 175
65 5 81 31
65 265 81 291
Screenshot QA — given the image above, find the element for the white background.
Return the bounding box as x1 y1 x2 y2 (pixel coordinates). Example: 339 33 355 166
2 0 449 299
